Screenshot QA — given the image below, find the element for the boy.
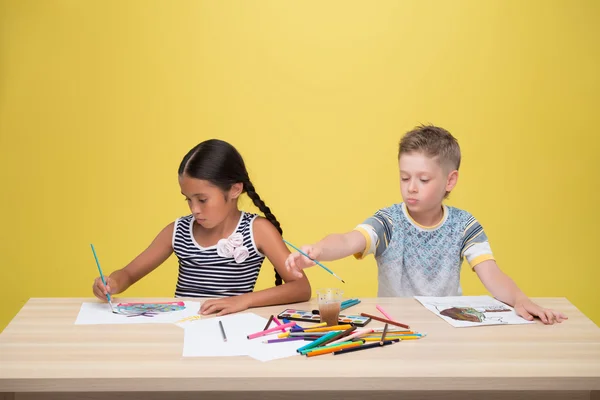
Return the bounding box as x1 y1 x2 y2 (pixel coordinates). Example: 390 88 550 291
285 125 566 324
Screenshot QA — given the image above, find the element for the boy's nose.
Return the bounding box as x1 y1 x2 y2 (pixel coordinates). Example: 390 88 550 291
408 180 418 193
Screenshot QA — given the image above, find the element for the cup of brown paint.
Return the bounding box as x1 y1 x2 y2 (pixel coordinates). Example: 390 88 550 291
316 288 343 326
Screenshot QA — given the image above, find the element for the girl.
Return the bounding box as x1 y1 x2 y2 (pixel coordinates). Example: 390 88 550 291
93 139 311 315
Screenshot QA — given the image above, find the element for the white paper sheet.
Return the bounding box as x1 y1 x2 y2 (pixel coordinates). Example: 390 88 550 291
182 312 303 361
74 301 201 325
414 295 535 327
247 339 305 362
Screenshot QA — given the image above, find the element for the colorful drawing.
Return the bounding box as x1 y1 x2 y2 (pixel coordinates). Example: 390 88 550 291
75 301 201 325
438 304 512 322
115 301 186 317
414 296 534 328
440 307 485 322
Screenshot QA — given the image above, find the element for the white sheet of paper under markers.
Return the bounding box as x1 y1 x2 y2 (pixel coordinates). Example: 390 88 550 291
74 301 201 325
183 312 304 361
414 295 535 328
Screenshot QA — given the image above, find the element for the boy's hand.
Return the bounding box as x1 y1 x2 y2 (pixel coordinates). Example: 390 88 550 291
514 296 568 325
200 296 251 316
92 276 116 301
284 245 321 278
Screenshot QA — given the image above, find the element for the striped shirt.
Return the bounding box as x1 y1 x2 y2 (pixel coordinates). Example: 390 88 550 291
354 203 494 297
172 212 265 298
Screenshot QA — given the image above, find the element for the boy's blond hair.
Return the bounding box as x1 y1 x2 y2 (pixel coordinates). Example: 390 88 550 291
398 125 461 171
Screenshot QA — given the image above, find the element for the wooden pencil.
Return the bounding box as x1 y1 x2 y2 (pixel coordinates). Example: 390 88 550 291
360 313 410 329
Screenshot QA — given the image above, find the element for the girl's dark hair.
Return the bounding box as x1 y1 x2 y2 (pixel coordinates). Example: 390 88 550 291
178 139 283 286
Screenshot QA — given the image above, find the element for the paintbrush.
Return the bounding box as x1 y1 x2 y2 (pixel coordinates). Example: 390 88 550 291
90 244 116 314
283 239 345 283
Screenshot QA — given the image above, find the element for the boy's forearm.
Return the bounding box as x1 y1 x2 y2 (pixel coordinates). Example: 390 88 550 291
489 274 525 307
476 261 526 307
315 233 362 261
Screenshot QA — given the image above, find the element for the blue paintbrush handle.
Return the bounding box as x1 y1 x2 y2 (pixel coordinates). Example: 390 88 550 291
283 239 345 283
283 240 333 273
90 244 112 302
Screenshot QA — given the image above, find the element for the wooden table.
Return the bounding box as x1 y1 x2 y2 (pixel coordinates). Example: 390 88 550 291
0 297 598 400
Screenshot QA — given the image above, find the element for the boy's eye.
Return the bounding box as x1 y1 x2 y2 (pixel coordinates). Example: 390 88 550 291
198 199 207 204
420 179 429 183
401 178 409 181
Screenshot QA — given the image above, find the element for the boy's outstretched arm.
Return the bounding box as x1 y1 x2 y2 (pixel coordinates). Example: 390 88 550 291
284 231 366 278
474 260 568 325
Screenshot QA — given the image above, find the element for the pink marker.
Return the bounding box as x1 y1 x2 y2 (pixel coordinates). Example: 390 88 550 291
272 316 288 332
247 321 296 339
376 305 394 320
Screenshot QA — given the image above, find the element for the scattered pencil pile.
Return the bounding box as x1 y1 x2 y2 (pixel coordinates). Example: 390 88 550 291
245 303 425 358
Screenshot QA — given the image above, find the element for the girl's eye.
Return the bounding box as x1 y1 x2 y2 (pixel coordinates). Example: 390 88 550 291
420 179 429 183
199 199 207 204
401 178 409 181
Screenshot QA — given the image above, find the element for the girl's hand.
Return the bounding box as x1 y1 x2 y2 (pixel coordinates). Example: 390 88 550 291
200 296 251 316
514 297 568 324
284 245 321 278
92 276 116 301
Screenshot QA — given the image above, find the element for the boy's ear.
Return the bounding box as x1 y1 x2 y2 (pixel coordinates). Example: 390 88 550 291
446 170 459 192
229 183 244 200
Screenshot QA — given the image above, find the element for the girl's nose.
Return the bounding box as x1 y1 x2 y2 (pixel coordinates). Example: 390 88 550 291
190 203 202 215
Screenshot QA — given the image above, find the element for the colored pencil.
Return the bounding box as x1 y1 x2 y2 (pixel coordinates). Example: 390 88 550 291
263 315 274 331
340 299 361 311
263 337 304 344
328 328 373 345
300 340 361 355
362 336 423 342
319 326 356 347
306 341 362 357
305 322 328 328
296 331 340 353
376 305 394 320
333 339 399 355
219 320 227 342
289 331 330 337
380 323 389 344
360 313 410 329
304 324 353 333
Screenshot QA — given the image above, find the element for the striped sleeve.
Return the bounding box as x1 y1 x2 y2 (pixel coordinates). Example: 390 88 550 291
353 209 393 259
461 215 495 268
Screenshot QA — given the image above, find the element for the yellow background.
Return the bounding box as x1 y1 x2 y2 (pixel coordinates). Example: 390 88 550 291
1 0 598 331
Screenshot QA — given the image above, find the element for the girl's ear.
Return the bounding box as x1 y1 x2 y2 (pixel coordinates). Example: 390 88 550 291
229 182 244 200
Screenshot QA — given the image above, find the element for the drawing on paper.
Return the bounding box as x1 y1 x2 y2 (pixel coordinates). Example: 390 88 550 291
115 301 187 317
436 304 511 323
414 296 533 328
